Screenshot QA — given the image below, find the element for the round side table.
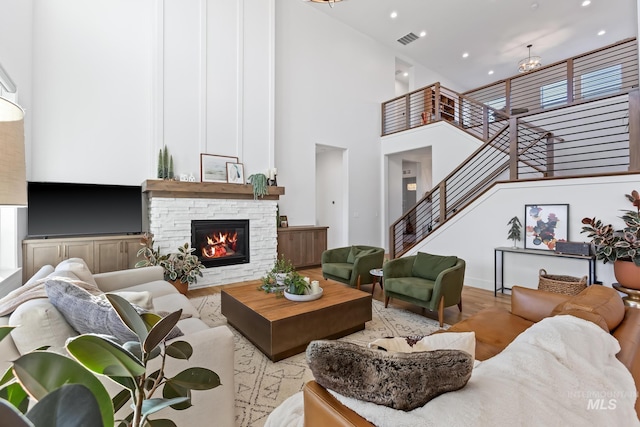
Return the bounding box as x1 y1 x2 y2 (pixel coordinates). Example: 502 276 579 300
613 283 640 308
370 268 384 295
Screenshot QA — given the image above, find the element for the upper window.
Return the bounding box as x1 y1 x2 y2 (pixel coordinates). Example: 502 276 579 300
541 80 567 108
580 64 622 99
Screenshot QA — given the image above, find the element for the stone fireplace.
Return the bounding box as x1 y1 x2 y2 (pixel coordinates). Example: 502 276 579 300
191 219 250 268
142 180 284 289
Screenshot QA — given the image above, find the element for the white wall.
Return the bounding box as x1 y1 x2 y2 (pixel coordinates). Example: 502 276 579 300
408 174 640 291
381 122 483 248
275 0 395 247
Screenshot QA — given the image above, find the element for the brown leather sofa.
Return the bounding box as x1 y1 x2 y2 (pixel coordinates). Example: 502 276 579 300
303 285 640 426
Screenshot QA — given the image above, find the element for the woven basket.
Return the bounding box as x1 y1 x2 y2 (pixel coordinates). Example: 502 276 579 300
538 269 587 296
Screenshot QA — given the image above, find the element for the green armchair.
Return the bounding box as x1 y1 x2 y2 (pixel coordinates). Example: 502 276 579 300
383 252 465 327
321 245 385 290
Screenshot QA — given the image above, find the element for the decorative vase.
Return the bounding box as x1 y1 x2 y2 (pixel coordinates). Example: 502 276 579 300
169 279 189 295
613 260 640 290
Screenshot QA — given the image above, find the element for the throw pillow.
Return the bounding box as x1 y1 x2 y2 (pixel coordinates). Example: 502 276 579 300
97 291 154 311
368 331 476 360
411 252 458 281
346 246 362 264
9 298 78 354
55 258 98 287
45 279 181 344
551 285 625 331
306 340 473 411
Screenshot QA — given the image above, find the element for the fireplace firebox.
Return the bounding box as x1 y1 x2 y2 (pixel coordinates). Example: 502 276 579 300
191 219 250 268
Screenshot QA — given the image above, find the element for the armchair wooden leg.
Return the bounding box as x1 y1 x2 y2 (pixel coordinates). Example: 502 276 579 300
438 296 445 328
384 296 390 308
457 300 462 312
356 275 361 290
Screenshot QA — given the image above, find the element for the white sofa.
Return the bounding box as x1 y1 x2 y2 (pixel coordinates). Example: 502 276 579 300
0 259 236 427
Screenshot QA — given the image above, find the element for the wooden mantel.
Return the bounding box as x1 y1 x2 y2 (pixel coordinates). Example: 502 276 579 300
142 180 285 200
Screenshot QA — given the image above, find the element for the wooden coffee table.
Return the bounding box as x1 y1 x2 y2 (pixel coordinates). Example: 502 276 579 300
221 281 372 361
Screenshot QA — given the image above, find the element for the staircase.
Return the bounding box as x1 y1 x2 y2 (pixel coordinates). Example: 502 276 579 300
385 38 640 258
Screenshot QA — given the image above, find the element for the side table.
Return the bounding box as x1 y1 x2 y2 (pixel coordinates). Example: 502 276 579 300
613 283 640 308
370 268 384 295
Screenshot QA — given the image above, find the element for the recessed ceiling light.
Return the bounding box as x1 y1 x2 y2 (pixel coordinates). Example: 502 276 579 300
403 72 409 77
488 70 494 75
390 11 398 18
462 52 469 58
419 31 427 37
581 0 591 6
598 30 606 36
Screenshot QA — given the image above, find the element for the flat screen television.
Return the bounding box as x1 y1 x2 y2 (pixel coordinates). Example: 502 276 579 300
27 182 143 238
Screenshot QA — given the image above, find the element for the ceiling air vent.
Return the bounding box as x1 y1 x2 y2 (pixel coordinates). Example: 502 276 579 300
397 33 419 46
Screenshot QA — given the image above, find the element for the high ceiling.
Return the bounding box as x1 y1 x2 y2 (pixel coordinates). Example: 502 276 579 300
304 0 638 91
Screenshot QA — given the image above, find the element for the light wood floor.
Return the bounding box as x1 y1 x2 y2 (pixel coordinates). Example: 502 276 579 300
188 266 511 326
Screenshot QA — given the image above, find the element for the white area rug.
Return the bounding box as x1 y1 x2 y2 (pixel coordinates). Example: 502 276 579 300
189 292 447 427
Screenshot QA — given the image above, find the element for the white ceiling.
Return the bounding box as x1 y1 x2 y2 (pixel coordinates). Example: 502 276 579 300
304 0 638 91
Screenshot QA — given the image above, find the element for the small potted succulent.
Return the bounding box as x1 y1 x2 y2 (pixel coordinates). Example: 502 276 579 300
136 233 205 295
284 271 310 296
581 190 640 288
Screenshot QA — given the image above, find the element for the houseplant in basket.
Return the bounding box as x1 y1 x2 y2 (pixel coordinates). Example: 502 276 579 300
136 233 205 295
581 189 640 288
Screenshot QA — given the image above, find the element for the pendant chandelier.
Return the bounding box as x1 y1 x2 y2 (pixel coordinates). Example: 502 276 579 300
307 0 343 8
518 44 542 73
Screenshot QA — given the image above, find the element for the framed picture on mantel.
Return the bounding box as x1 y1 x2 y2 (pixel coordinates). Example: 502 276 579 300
200 154 238 183
524 204 569 251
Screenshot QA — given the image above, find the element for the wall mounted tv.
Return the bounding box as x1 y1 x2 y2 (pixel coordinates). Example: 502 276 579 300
27 182 143 238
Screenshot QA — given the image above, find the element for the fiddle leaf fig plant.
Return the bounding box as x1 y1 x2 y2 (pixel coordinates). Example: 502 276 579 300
0 294 221 427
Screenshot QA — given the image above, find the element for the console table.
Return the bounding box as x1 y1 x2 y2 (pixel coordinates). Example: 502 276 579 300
494 246 597 296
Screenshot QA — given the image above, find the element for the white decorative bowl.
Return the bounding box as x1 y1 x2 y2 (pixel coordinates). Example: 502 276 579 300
284 287 323 302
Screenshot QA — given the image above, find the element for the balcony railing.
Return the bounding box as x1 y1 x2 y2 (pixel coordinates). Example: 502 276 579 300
386 38 640 259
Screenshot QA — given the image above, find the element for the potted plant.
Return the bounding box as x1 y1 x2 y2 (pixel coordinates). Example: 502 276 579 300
0 295 219 427
581 189 640 288
136 233 205 295
507 216 522 248
284 271 310 296
260 255 295 293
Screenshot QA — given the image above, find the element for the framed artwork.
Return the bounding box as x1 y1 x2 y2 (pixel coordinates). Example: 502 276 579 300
226 162 245 184
200 154 238 183
524 204 569 251
279 215 288 228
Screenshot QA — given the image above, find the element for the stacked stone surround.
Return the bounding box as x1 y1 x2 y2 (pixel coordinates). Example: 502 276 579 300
147 197 277 289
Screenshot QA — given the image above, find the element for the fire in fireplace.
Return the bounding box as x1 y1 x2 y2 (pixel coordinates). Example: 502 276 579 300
191 219 250 268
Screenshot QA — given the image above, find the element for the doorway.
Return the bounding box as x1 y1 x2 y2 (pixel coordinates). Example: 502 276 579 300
316 144 348 249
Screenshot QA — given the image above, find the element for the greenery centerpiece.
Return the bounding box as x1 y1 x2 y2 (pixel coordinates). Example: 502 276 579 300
260 255 294 293
0 295 220 427
581 189 640 288
283 271 310 296
507 216 522 248
136 233 205 295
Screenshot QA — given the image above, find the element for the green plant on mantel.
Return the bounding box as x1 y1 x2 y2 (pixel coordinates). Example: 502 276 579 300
0 296 220 427
247 173 269 199
581 190 640 265
136 233 205 286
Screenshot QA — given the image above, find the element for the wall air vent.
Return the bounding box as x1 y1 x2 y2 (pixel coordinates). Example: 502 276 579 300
397 33 419 46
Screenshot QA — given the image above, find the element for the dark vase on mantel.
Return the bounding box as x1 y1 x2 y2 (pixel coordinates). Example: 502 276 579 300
613 260 640 290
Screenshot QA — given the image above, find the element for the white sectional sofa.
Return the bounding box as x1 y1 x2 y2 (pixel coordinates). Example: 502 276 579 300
0 259 236 427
